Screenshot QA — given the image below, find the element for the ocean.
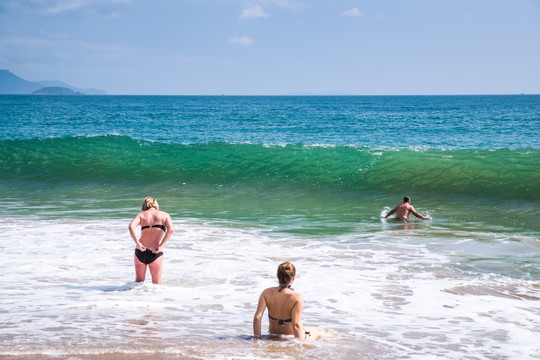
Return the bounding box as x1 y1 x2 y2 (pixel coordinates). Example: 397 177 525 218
0 95 539 359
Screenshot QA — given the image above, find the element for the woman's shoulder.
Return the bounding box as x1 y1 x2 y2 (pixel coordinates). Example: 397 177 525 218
262 286 277 294
158 210 171 218
263 286 302 298
261 286 280 297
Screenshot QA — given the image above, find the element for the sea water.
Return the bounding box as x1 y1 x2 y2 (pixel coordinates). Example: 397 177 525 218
0 95 539 359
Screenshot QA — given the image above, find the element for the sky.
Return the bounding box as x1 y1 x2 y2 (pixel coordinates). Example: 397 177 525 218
1 0 539 95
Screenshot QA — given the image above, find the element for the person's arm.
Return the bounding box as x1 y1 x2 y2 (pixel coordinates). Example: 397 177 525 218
291 294 305 339
410 206 431 220
128 214 145 250
253 292 267 338
155 213 174 252
384 207 397 218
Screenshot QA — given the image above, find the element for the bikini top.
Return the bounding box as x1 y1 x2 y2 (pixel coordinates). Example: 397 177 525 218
268 285 294 326
268 314 292 326
141 224 167 232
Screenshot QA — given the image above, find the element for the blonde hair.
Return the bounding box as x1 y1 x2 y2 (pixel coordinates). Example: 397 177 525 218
277 261 296 285
141 197 159 211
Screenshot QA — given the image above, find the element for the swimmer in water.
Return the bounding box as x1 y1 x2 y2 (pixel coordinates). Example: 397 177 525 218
384 196 431 221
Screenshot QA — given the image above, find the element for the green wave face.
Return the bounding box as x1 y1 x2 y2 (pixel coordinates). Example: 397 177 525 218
1 135 538 200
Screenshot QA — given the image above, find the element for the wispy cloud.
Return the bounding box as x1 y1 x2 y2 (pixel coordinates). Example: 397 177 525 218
0 33 233 70
340 8 382 19
341 8 364 17
240 4 268 19
261 0 304 10
341 8 363 17
228 36 254 46
0 0 128 15
43 1 90 15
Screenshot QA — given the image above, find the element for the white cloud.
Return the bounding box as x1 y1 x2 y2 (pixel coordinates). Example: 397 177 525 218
0 0 128 15
341 7 363 17
228 36 254 46
261 0 303 10
240 4 268 19
44 1 89 14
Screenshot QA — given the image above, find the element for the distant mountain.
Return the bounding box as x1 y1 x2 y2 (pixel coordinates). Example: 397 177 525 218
0 69 107 95
33 86 85 95
0 69 41 94
36 80 106 95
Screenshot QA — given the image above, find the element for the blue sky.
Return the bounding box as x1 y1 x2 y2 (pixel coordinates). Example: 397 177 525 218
1 0 539 95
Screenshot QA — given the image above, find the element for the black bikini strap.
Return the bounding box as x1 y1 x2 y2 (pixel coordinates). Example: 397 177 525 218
141 224 166 231
278 285 293 292
268 314 292 326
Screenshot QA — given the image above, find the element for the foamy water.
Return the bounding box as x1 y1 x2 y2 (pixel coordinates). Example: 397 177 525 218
1 217 539 359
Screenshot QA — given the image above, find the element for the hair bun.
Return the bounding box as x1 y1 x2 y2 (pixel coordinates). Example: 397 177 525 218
277 261 296 285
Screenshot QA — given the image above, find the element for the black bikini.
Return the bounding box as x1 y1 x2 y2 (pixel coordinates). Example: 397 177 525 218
278 285 293 292
135 248 163 264
135 224 167 264
268 285 294 326
267 285 311 338
141 224 167 231
268 314 292 326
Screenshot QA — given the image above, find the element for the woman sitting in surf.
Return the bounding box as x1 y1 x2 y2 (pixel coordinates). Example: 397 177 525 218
253 261 330 340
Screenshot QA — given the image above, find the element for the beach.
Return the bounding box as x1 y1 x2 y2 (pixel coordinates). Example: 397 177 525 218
0 95 539 359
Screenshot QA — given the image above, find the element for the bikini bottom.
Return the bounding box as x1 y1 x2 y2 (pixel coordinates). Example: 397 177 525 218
135 248 163 265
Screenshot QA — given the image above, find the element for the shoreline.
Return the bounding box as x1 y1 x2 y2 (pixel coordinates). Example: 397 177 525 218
1 218 538 360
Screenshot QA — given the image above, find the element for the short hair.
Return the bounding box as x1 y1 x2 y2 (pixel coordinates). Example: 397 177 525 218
404 196 411 203
141 197 159 211
277 261 296 285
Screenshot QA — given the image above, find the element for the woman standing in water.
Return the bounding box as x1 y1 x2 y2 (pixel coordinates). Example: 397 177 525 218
128 197 174 284
253 261 329 340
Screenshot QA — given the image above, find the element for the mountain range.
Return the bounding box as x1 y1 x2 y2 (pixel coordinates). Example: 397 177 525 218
0 70 107 95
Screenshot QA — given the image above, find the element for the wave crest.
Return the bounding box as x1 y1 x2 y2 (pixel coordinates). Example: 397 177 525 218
0 136 538 199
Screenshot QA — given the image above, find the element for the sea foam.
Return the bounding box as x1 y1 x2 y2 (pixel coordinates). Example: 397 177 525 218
1 217 538 359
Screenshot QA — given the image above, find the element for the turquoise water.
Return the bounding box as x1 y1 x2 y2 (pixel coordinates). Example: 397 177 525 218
1 95 539 230
1 95 539 359
3 95 539 147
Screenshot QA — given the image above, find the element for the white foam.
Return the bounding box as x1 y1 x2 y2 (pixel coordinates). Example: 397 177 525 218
0 217 539 359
